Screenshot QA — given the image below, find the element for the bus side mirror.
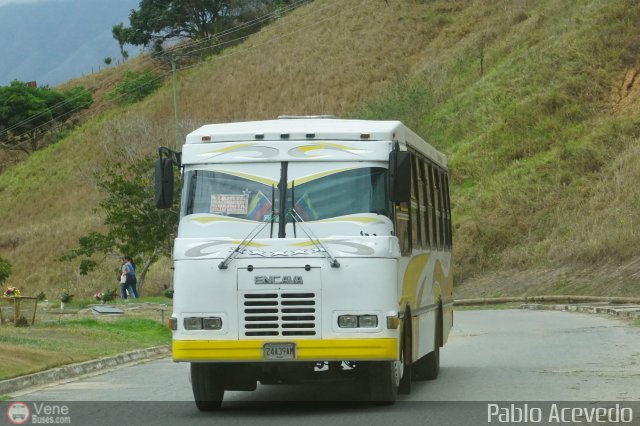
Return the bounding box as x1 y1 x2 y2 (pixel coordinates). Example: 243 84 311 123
154 157 174 209
389 150 411 203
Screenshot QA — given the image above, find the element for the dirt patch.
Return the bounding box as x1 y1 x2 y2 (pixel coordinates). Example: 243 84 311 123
611 67 640 116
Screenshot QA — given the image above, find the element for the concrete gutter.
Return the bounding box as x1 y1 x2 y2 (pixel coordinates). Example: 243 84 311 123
0 345 170 396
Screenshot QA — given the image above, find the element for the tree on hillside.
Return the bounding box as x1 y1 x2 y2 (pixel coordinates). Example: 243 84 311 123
113 0 299 52
111 23 130 61
60 155 180 295
0 81 92 154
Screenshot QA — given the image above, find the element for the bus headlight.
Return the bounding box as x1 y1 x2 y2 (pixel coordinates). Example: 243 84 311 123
183 317 203 330
338 314 378 328
338 315 358 328
358 315 378 328
203 317 223 330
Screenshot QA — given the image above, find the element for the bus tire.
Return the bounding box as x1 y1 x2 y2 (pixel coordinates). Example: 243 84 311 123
367 360 400 404
191 362 224 411
422 344 440 380
398 313 412 395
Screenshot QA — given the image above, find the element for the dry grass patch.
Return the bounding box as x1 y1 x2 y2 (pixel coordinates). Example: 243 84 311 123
0 343 89 381
0 314 170 381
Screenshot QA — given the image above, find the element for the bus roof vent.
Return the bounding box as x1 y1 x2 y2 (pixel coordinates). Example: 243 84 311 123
277 115 337 120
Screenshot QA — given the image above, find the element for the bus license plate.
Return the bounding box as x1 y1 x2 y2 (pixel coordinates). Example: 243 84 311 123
263 343 296 360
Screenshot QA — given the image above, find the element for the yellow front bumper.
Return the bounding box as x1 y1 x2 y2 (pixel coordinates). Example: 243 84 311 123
173 338 398 362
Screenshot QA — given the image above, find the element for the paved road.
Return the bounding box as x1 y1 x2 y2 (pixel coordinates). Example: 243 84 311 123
6 310 640 425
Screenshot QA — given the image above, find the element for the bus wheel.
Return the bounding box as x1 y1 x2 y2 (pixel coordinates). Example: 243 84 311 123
191 362 224 411
398 326 412 395
367 360 400 404
421 344 440 380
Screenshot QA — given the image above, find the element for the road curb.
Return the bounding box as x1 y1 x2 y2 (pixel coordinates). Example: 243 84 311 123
0 345 171 396
454 295 640 305
454 296 640 320
520 303 640 319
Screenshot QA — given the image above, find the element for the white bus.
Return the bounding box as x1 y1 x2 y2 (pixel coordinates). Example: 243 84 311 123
155 117 453 409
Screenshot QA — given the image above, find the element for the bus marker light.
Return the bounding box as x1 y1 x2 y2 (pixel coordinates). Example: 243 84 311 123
386 316 399 329
168 317 177 330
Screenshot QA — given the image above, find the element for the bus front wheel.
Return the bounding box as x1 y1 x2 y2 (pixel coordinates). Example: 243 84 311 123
191 362 225 411
365 360 400 404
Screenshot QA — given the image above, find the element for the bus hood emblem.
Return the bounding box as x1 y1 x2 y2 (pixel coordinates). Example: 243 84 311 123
255 275 303 285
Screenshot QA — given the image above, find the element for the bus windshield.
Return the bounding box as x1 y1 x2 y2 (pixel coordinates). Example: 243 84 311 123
289 167 389 221
181 166 389 222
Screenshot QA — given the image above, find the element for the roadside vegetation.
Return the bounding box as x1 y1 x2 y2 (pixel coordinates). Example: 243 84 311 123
0 0 639 303
0 299 171 380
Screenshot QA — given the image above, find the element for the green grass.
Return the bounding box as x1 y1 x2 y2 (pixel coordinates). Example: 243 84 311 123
0 317 170 380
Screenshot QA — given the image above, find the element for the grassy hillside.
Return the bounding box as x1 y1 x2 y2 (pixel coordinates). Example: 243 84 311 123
1 0 639 300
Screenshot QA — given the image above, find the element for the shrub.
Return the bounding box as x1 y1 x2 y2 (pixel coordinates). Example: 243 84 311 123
105 70 161 105
0 257 11 284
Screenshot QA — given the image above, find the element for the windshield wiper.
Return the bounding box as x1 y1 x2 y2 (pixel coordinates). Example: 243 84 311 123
219 186 276 270
218 219 271 270
289 207 340 268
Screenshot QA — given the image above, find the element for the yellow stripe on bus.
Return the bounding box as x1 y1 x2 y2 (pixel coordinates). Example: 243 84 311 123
172 338 398 362
400 254 430 308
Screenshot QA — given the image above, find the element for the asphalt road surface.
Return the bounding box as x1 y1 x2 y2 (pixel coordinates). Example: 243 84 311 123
7 309 640 426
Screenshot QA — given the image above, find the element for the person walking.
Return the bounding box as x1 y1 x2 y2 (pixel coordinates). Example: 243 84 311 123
124 256 139 298
118 256 129 300
119 256 139 300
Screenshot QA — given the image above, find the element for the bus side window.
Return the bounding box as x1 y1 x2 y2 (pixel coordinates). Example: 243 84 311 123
417 159 428 250
428 163 439 250
434 169 444 250
394 155 411 256
443 173 452 249
410 155 421 249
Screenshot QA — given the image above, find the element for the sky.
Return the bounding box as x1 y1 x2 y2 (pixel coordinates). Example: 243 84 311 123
0 0 50 5
0 0 141 86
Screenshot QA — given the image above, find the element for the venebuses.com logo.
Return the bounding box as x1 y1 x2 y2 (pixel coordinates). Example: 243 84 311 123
5 401 72 424
6 402 30 425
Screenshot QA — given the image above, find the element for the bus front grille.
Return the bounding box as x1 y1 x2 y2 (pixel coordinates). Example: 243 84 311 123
241 292 319 337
